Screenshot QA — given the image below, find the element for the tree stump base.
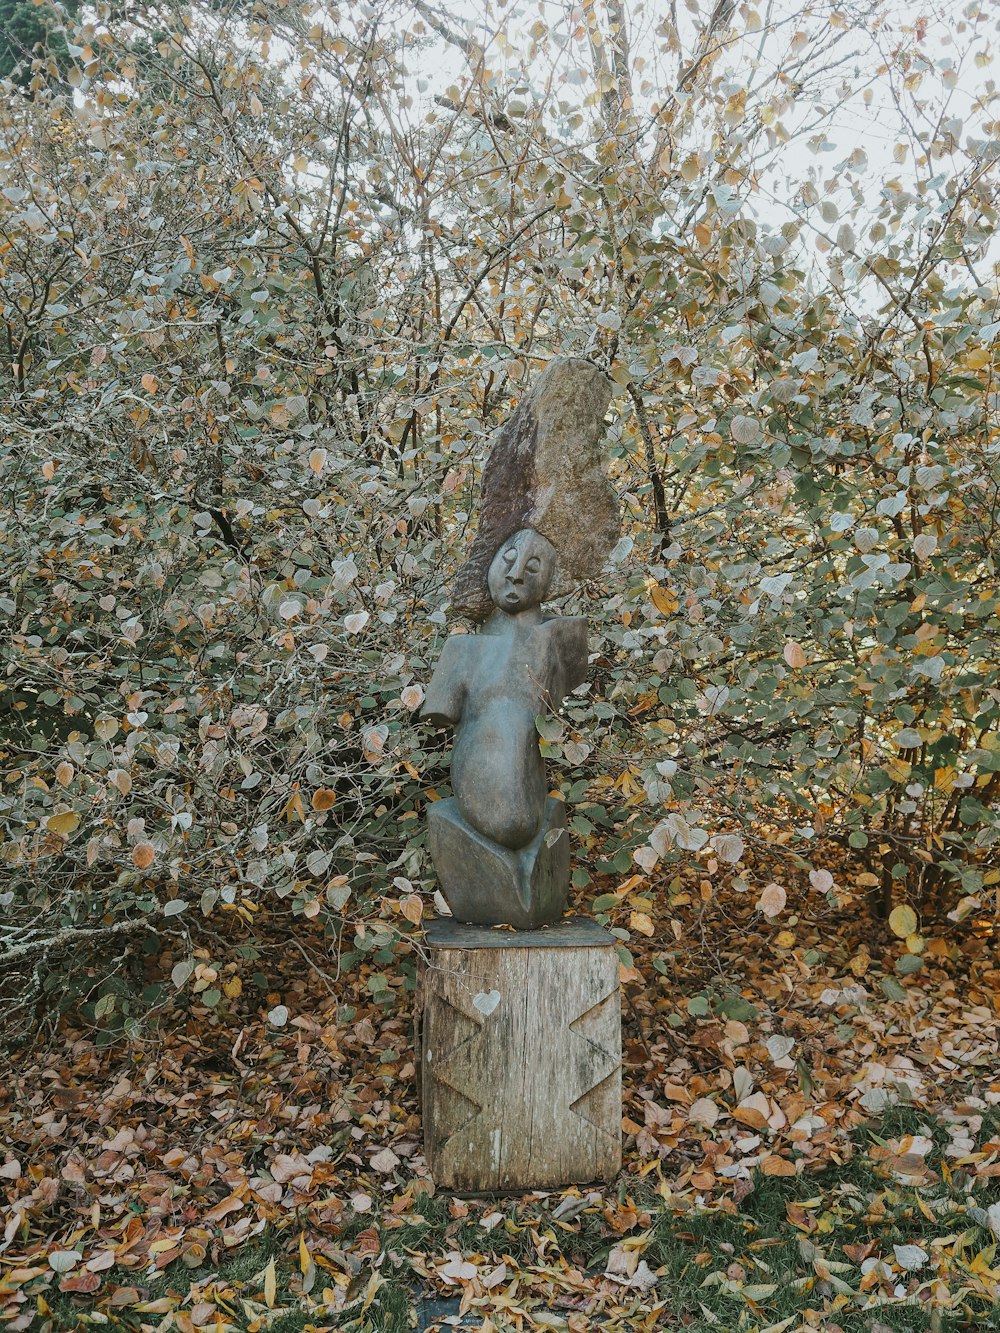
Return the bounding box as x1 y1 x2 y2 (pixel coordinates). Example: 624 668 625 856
420 918 622 1192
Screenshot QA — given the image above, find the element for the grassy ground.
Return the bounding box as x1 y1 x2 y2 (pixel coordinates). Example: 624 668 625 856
26 1102 1000 1332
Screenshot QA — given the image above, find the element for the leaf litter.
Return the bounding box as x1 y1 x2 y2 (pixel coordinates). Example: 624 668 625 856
3 853 1000 1331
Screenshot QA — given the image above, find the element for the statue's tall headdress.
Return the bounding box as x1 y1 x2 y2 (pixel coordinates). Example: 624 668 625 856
452 358 621 621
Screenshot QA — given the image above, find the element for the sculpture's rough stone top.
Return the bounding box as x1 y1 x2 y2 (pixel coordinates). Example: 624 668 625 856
451 358 619 622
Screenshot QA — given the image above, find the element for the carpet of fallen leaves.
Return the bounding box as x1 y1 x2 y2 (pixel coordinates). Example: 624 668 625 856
4 851 1000 1333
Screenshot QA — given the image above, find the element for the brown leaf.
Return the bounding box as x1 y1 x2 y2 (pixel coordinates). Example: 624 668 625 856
757 882 786 917
355 1227 381 1257
732 1106 769 1129
761 1155 796 1177
108 1286 141 1307
202 1193 244 1223
131 841 155 869
59 1272 101 1294
399 894 423 926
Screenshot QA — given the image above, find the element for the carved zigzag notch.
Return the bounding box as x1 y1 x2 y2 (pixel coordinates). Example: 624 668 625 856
569 987 619 1057
430 994 485 1143
570 1070 620 1138
567 987 620 1139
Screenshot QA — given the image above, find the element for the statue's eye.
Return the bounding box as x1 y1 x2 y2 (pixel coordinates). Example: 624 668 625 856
526 558 540 572
503 549 515 563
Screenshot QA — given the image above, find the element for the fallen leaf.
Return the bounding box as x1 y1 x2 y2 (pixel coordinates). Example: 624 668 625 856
59 1272 101 1294
439 1252 478 1282
48 1251 82 1273
688 1098 720 1128
370 1147 400 1174
757 882 786 917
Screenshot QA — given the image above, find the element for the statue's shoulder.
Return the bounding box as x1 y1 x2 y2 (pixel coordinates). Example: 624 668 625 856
537 614 587 650
422 631 479 725
435 630 478 661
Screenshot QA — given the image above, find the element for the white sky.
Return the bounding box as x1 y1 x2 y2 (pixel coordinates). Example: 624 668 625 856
385 0 1000 287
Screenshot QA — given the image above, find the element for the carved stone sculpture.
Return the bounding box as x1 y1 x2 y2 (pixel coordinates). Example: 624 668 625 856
422 358 619 929
423 528 587 928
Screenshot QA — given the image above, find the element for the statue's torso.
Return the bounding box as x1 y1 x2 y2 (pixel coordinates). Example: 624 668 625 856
423 616 587 850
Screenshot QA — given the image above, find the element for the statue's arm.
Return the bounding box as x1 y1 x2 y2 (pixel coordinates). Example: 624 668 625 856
537 616 589 706
557 617 589 695
420 636 468 727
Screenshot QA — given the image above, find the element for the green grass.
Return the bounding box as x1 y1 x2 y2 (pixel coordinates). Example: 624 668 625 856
30 1226 417 1333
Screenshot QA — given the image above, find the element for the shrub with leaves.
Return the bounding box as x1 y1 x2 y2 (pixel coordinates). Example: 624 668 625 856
2 0 998 1038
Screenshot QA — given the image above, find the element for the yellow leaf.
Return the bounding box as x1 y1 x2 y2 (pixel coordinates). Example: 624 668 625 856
141 373 158 394
629 911 654 937
299 1233 311 1276
263 1257 276 1308
46 811 80 836
650 585 678 616
360 1270 381 1313
761 1155 796 1177
400 894 423 926
933 766 957 792
223 976 242 999
311 787 337 811
889 904 917 939
55 761 74 787
282 791 305 822
966 347 990 370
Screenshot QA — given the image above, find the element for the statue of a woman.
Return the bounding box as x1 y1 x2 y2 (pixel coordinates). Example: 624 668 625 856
422 528 587 928
420 357 619 928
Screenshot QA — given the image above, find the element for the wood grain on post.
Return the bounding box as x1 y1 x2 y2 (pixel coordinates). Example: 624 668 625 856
420 919 622 1192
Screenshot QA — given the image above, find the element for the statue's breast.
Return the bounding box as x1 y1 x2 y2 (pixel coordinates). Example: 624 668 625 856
423 616 588 728
465 626 563 712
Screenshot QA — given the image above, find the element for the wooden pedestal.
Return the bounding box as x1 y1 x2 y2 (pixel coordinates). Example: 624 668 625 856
420 918 622 1192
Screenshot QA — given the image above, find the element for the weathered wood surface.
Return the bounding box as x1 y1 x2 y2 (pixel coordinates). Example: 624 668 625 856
421 924 621 1192
425 917 615 950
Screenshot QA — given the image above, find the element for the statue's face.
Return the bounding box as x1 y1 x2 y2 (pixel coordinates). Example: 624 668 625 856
487 528 556 613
